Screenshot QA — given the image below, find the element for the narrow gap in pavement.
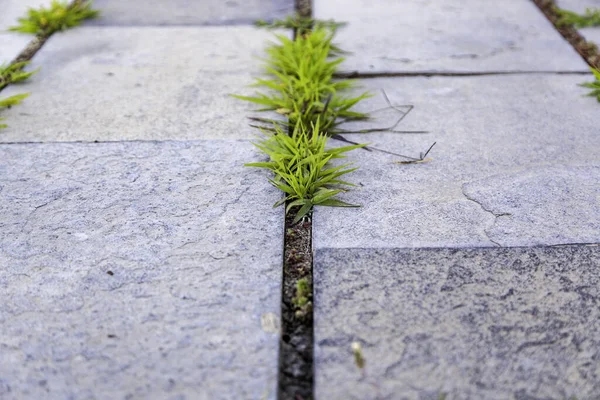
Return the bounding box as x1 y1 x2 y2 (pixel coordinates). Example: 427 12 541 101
277 2 315 399
335 70 591 79
531 0 600 67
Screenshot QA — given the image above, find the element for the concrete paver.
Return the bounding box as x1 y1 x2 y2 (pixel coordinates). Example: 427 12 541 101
0 26 279 142
314 0 588 73
314 246 600 399
90 0 294 26
0 140 282 400
314 74 600 249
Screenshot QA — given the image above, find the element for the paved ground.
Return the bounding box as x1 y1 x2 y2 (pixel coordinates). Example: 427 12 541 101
1 0 599 399
312 0 600 399
0 1 289 399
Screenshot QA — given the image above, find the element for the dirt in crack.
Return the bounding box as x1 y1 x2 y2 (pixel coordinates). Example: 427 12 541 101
278 207 313 400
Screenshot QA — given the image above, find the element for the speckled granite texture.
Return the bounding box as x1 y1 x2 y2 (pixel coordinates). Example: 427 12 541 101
314 0 588 73
314 75 600 249
90 0 294 26
315 246 600 400
0 140 282 400
0 26 281 142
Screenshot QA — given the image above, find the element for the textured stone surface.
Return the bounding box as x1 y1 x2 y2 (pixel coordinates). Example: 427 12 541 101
313 74 600 249
90 0 294 26
0 140 282 400
314 246 600 400
314 0 588 73
0 26 279 142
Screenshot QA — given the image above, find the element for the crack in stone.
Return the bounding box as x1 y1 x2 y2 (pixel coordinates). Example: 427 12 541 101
461 183 512 247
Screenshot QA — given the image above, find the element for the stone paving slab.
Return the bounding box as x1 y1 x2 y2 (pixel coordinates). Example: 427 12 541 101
314 0 588 73
0 26 279 142
314 246 600 400
0 140 282 400
90 0 294 26
314 74 600 249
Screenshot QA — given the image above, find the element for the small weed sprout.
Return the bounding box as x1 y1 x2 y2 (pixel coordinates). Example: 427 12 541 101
292 278 312 318
580 67 600 101
9 0 99 36
234 25 371 134
247 120 365 222
555 7 600 28
0 62 38 129
351 342 365 371
0 94 29 129
0 62 39 90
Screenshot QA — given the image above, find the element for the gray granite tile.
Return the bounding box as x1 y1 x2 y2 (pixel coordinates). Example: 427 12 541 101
90 0 294 26
0 26 280 142
314 0 588 73
315 246 600 400
314 74 600 249
0 140 282 400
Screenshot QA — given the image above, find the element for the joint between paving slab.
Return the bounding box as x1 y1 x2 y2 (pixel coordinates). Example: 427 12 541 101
277 2 315 399
334 70 592 79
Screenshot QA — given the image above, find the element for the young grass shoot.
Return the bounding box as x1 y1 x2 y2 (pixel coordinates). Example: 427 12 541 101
0 62 38 129
9 0 99 36
580 67 600 102
236 20 370 222
0 94 29 129
555 7 600 28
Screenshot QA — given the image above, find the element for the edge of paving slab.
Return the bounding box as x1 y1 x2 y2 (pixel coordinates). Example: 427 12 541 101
532 0 600 68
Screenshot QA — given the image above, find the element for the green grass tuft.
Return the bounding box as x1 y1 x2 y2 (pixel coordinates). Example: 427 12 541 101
0 62 39 90
237 21 370 221
0 61 38 129
234 25 370 134
0 93 30 129
9 0 99 36
555 7 600 28
580 67 600 102
246 121 365 223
